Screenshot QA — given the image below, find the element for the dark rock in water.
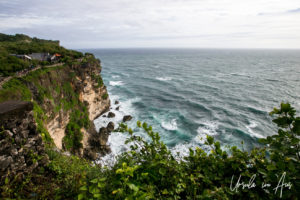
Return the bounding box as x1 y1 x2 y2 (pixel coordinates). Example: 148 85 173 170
99 145 111 156
99 127 108 136
123 115 133 122
102 115 106 117
88 125 111 157
115 100 119 105
107 122 114 133
116 106 120 111
83 148 97 160
107 112 115 118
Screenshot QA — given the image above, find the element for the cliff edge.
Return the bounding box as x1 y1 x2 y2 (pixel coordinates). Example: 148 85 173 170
0 54 111 159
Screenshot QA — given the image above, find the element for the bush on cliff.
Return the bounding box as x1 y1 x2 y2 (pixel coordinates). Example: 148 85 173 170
63 107 90 154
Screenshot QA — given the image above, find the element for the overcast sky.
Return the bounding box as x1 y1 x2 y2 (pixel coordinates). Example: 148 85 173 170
0 0 300 49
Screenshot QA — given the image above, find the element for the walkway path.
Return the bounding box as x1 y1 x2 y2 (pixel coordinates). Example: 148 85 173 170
0 62 64 89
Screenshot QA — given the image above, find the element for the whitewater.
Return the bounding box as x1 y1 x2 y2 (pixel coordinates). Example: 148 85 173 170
84 48 300 166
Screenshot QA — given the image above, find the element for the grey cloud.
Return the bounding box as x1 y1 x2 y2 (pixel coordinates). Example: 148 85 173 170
286 8 300 13
258 7 300 16
0 0 299 48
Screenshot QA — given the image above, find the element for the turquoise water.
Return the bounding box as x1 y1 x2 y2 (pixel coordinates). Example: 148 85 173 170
85 49 300 163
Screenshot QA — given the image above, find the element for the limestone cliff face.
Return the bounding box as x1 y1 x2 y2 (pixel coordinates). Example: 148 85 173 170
81 75 110 121
17 55 111 158
43 59 110 153
46 110 70 149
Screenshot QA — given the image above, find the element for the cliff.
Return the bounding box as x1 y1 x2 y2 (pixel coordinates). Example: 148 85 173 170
0 54 111 158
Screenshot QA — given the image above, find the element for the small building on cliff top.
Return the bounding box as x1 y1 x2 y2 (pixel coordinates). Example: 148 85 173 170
9 54 32 61
29 52 50 61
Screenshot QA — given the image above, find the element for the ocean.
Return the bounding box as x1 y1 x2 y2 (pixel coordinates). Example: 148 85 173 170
83 48 300 165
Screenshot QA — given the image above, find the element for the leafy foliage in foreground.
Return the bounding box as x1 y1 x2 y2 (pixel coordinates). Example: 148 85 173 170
79 102 299 199
1 103 299 199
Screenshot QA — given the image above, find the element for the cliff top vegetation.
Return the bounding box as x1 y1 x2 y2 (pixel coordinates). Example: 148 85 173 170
0 33 83 76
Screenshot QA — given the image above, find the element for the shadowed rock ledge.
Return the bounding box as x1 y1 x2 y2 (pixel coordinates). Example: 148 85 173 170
0 101 49 183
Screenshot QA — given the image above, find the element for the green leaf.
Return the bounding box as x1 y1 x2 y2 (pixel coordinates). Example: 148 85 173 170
93 193 101 198
99 178 106 182
206 136 214 145
159 168 166 176
267 165 276 171
142 122 148 130
78 193 85 200
128 128 133 135
162 189 169 195
141 172 148 177
281 102 291 113
80 185 88 191
90 178 98 183
127 183 139 192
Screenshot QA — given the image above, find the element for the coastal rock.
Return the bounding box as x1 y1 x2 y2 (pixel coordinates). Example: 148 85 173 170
0 156 13 170
123 115 133 122
115 100 119 105
99 127 108 136
87 126 111 157
83 148 97 160
107 122 114 133
116 106 120 111
107 112 115 118
0 101 49 183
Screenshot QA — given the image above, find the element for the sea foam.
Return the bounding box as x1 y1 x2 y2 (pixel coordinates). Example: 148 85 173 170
161 119 178 131
246 120 263 138
156 77 172 81
109 81 124 86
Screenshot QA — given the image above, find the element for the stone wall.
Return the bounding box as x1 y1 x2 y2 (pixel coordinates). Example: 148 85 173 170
0 101 49 183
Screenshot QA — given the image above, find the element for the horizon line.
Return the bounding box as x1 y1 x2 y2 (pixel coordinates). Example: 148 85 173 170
76 47 300 50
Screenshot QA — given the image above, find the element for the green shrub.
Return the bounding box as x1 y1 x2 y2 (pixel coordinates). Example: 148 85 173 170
63 106 89 153
91 74 103 88
78 103 299 199
0 78 32 102
102 93 108 100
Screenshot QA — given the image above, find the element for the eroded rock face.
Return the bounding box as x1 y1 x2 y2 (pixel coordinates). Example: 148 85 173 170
0 101 49 183
77 59 110 121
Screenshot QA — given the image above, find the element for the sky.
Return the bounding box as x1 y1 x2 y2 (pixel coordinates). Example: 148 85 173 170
0 0 300 49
